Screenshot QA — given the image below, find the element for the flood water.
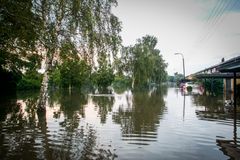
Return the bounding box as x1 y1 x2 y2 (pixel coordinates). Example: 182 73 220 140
0 87 239 160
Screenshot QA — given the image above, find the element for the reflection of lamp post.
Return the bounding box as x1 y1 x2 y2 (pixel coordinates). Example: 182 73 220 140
175 53 186 121
183 94 185 121
174 53 185 80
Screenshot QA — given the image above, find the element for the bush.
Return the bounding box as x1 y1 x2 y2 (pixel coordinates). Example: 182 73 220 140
187 86 192 92
203 79 223 95
49 60 91 89
112 75 131 93
92 66 114 90
17 70 43 90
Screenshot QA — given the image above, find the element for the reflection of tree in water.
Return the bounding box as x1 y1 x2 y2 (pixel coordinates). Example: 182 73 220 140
47 89 117 159
49 89 87 119
92 96 114 124
192 91 240 159
0 90 117 159
113 86 167 136
0 92 17 121
216 116 240 160
192 94 234 121
193 93 240 133
192 94 224 112
50 89 88 140
0 91 39 159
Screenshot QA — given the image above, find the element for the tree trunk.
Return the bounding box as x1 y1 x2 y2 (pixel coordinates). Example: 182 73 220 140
38 72 49 111
132 76 135 89
38 49 54 111
38 55 51 111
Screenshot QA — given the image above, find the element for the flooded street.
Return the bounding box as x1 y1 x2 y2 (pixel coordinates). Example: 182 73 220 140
0 87 239 160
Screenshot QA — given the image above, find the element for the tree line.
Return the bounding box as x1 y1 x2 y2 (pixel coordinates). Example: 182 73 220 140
0 0 167 109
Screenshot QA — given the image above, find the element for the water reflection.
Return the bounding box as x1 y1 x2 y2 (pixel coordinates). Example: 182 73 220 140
1 87 240 159
49 89 87 118
193 94 240 121
216 116 240 160
0 92 17 121
0 91 39 159
0 90 117 160
91 96 114 124
112 86 167 145
192 94 240 159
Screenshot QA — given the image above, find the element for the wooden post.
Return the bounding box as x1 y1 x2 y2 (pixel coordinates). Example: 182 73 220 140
234 72 237 117
233 71 237 145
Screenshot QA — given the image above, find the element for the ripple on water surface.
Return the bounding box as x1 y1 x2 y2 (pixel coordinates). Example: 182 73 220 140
0 88 240 160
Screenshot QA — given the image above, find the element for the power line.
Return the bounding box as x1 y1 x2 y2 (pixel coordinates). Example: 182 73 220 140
197 0 231 44
201 0 234 43
205 0 225 26
195 0 240 47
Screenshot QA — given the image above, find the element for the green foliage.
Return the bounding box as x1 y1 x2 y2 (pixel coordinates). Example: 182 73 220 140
187 86 193 92
92 66 115 90
1 0 122 94
173 72 184 86
17 70 43 90
37 0 122 71
0 0 42 73
167 75 175 82
49 67 61 87
59 41 79 62
114 46 134 77
202 79 223 95
113 75 132 93
113 75 131 88
116 35 167 89
50 60 91 89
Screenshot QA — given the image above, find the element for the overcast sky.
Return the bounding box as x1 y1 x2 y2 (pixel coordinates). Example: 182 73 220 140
112 0 240 76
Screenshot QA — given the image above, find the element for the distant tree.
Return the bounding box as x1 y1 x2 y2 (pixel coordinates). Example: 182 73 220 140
116 35 167 89
114 46 134 77
167 75 175 82
92 64 114 92
59 60 91 89
174 72 184 85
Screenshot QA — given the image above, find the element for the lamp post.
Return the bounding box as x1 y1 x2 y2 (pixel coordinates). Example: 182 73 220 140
174 53 185 80
175 53 186 121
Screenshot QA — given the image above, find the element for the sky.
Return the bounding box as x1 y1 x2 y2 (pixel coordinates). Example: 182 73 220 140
112 0 240 76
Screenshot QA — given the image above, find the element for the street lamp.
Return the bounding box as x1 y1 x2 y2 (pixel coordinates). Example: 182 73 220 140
174 53 185 80
175 53 186 121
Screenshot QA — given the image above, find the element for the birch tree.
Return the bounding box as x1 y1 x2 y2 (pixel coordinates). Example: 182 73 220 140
34 0 122 110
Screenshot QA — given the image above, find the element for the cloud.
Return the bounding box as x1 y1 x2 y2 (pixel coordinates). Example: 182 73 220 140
113 0 240 75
